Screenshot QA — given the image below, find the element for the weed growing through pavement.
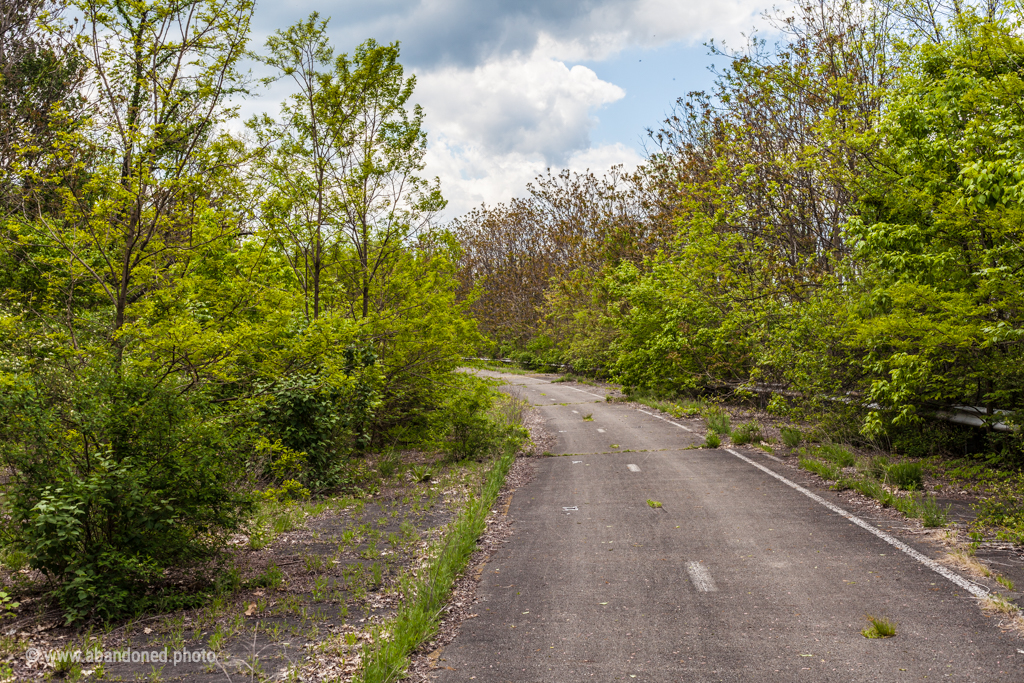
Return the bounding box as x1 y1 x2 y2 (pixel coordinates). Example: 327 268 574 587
582 413 593 421
704 432 721 448
647 500 663 509
861 616 897 638
996 575 1016 591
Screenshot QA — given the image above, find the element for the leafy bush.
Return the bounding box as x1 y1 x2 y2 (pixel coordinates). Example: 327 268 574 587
440 377 527 462
780 427 802 448
0 372 253 623
886 462 923 490
731 422 762 445
259 374 355 490
972 476 1024 543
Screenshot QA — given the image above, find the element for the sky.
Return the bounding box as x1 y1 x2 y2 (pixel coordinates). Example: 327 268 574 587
246 1 776 219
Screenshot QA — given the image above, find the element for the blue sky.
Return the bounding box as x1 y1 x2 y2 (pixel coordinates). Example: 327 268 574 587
247 1 772 218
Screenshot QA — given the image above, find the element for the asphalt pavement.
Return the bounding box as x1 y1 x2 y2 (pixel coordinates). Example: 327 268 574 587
434 371 1023 682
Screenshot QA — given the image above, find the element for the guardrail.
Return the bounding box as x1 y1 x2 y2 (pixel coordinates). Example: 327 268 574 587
465 358 1017 432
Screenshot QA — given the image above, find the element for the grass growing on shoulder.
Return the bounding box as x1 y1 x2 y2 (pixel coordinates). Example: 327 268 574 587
861 616 896 639
731 422 761 446
357 411 528 681
704 432 721 448
634 395 708 418
781 427 801 448
801 444 855 468
703 406 731 436
800 457 841 481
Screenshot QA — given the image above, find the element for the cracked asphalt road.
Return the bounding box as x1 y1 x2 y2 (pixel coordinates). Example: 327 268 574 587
434 371 1023 682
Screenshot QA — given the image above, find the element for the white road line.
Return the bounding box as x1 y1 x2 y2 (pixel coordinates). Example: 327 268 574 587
636 408 694 432
627 464 641 472
723 448 989 599
569 386 605 399
597 428 606 433
686 562 717 592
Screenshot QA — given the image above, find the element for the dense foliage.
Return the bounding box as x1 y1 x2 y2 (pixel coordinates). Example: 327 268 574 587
0 1 482 622
456 0 1024 461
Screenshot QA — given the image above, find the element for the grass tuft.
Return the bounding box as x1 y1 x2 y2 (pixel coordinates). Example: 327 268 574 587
886 462 923 490
647 499 663 509
704 432 721 448
731 422 762 446
861 615 897 639
799 457 840 481
815 444 855 468
780 427 801 448
704 407 731 436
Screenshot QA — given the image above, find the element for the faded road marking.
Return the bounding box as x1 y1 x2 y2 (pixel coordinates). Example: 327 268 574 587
597 428 606 433
627 464 641 472
686 562 717 592
637 408 693 432
723 448 989 599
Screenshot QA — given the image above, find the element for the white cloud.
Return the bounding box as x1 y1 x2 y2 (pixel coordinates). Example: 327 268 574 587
414 44 639 217
416 51 624 165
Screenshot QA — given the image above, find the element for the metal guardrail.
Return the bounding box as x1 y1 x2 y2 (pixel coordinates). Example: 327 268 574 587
466 359 1017 432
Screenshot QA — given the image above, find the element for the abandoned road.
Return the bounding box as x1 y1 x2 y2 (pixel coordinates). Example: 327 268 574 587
435 371 1022 682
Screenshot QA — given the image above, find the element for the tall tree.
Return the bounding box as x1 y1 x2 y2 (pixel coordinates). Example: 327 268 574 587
23 0 255 364
256 20 444 322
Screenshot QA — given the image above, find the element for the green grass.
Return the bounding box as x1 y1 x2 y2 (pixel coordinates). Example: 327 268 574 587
800 457 840 481
731 422 762 445
780 427 801 448
815 444 855 468
634 396 708 418
996 575 1016 591
887 462 923 490
704 432 721 448
918 493 951 527
704 407 731 436
357 437 521 683
861 616 897 639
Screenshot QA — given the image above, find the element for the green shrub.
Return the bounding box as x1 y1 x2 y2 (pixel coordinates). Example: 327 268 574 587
0 372 253 623
441 378 527 461
704 432 721 448
972 475 1024 543
887 462 923 490
780 427 802 448
731 422 762 445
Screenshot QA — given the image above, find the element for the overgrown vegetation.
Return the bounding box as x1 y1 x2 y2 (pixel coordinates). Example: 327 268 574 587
0 0 501 627
454 0 1024 533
